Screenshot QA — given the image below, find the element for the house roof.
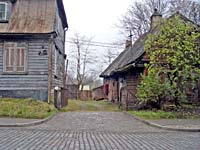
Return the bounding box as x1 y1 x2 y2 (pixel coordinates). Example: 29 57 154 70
100 12 198 78
100 30 156 77
0 0 68 34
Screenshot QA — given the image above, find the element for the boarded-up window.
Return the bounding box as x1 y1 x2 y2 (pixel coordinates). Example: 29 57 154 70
4 42 27 73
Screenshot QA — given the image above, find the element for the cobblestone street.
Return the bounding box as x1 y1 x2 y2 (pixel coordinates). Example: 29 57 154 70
0 112 200 150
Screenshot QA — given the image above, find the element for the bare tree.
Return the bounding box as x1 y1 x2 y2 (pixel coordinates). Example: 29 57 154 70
118 0 200 40
170 0 200 24
68 33 96 98
118 0 170 40
103 47 120 66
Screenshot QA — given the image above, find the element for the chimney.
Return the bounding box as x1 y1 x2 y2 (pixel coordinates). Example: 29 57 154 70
150 8 162 30
125 40 132 49
125 30 133 49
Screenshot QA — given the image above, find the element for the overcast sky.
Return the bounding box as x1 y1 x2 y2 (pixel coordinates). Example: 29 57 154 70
63 0 200 43
63 0 200 78
63 0 134 44
63 0 137 74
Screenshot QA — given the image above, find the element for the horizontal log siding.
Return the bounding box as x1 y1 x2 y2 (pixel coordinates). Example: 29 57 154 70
0 42 3 72
103 78 118 102
121 68 144 109
108 79 118 101
0 39 49 90
51 45 65 88
51 4 65 88
125 73 141 102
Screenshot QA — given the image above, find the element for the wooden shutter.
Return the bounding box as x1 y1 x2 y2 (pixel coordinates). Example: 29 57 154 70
4 42 27 73
4 43 15 72
16 48 25 72
5 48 15 72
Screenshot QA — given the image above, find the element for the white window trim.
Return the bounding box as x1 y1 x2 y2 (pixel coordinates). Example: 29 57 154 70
0 2 7 20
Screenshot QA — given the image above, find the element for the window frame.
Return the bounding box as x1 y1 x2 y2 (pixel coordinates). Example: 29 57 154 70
3 42 28 75
0 2 7 21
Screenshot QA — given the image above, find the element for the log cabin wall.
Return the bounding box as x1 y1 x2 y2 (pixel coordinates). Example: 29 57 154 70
108 79 118 102
52 2 66 89
0 0 68 102
50 2 66 105
103 78 118 102
120 68 144 109
0 38 49 101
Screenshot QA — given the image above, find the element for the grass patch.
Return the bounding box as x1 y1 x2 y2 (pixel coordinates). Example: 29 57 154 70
61 99 119 112
128 110 200 120
0 98 57 119
128 110 177 119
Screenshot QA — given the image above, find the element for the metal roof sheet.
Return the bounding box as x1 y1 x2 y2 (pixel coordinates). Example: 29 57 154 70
0 0 67 34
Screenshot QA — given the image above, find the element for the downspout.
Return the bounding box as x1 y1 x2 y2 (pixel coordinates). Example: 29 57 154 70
48 34 54 104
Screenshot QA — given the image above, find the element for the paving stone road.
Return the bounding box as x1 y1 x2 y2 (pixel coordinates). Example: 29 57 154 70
0 112 200 150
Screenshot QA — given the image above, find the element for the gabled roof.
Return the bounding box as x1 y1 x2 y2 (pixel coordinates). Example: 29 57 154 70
0 0 68 34
100 29 158 78
100 12 198 78
100 33 148 77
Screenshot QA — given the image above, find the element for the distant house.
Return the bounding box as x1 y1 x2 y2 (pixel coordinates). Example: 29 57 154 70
0 0 68 103
67 84 79 99
100 10 199 110
79 84 92 100
81 80 104 100
66 76 79 99
92 85 104 100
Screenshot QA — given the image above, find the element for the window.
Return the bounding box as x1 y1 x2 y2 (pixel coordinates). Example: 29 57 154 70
0 3 6 20
4 42 27 73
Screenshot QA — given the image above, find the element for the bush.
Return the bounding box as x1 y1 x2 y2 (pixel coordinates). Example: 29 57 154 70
136 68 185 109
136 16 200 109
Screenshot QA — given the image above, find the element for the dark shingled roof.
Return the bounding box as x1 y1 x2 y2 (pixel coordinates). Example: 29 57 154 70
0 0 68 34
100 12 198 78
100 32 150 77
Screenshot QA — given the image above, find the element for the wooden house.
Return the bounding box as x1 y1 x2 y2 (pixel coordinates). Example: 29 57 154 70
100 10 200 110
79 84 92 100
66 76 78 99
0 0 68 103
92 85 104 101
67 84 79 99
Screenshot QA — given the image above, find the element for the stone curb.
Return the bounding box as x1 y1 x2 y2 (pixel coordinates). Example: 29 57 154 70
0 112 58 128
123 112 200 132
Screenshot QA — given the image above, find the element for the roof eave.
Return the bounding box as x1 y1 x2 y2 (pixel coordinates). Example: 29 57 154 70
0 32 56 39
57 0 68 29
